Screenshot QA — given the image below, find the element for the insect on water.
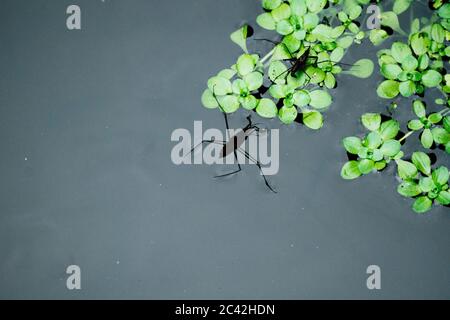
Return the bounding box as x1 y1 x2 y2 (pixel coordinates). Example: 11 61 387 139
255 39 357 83
190 87 277 193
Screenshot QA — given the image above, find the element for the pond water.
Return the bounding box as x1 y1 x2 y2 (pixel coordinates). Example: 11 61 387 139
0 0 448 299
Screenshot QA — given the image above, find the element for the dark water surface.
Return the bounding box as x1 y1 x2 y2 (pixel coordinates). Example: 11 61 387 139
0 0 449 299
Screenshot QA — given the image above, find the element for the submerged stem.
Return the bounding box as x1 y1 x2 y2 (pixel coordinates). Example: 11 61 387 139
399 131 414 143
260 47 275 64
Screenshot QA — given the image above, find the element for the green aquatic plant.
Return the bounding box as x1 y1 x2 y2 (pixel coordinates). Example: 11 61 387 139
202 0 375 127
201 0 448 213
340 0 449 214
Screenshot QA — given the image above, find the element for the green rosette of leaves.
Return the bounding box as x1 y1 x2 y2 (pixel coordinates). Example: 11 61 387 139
341 113 403 179
396 152 450 213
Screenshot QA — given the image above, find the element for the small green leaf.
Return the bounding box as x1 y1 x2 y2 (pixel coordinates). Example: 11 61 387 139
437 191 450 206
306 0 327 13
412 196 433 214
419 177 435 193
271 3 291 22
421 70 443 88
341 161 362 180
432 127 450 145
369 29 389 46
393 0 413 15
413 100 426 118
207 76 232 96
412 152 431 176
381 12 404 35
268 60 288 83
303 111 323 130
362 113 381 131
377 80 400 99
397 159 418 180
358 159 375 175
366 132 383 149
397 181 422 198
257 13 276 30
256 98 278 118
399 81 416 97
293 90 311 107
236 54 255 76
421 128 434 149
244 72 263 91
380 140 401 157
391 42 412 64
240 95 258 110
346 59 374 79
278 106 298 124
408 119 424 131
218 95 240 113
230 25 249 53
308 90 332 109
432 166 449 186
262 0 282 10
343 137 363 155
379 120 400 141
201 89 218 109
381 64 402 80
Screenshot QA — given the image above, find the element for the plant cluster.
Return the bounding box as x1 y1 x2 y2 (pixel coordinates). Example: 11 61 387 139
201 0 449 213
341 0 449 213
202 0 375 129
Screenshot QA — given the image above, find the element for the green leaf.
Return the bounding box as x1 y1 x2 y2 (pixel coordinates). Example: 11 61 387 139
293 90 311 107
381 12 404 35
432 166 449 186
341 161 362 180
269 84 288 99
380 140 401 157
421 70 443 88
428 113 443 124
257 13 276 30
207 76 232 96
276 19 294 35
432 127 450 145
230 25 249 53
303 111 323 130
381 64 402 80
412 152 431 176
346 59 374 79
369 29 389 46
303 13 320 30
201 89 218 109
262 0 282 10
236 54 255 76
358 159 374 175
419 177 435 193
437 191 450 206
256 98 278 118
399 81 416 97
391 42 412 64
431 23 445 43
401 55 418 72
421 128 434 149
240 95 258 110
377 80 400 99
306 0 327 13
343 137 363 155
278 106 298 124
379 120 400 141
397 181 422 198
408 119 424 131
412 196 433 214
268 60 288 83
244 72 263 91
397 159 418 180
362 113 381 131
271 3 291 22
393 0 413 15
438 3 450 19
272 43 293 61
217 95 240 113
308 90 332 109
290 0 307 16
311 24 334 43
410 32 431 56
365 132 383 149
413 100 426 118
